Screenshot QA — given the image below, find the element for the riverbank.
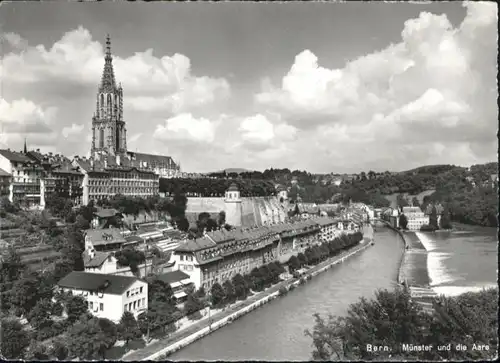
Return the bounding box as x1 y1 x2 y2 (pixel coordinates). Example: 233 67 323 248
122 237 373 361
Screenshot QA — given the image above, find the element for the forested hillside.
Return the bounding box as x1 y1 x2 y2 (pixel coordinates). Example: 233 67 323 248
203 163 498 227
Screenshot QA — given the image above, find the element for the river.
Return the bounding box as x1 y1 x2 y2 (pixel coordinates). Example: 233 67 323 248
169 226 497 360
170 227 405 361
416 227 497 296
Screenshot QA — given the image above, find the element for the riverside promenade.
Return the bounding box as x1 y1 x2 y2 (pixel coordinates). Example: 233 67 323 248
122 233 373 361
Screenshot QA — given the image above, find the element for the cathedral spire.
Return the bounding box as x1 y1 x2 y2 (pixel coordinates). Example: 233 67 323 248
23 138 28 154
100 34 116 92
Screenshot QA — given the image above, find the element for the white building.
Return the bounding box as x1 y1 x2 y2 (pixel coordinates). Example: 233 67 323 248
57 271 148 323
402 206 429 231
314 217 339 242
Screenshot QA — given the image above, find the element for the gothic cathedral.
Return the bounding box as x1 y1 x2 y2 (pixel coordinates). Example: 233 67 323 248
91 35 127 158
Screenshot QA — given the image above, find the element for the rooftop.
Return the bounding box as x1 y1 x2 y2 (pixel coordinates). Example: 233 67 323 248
57 271 140 295
84 228 126 247
0 168 11 177
0 149 32 163
156 270 191 285
82 250 113 268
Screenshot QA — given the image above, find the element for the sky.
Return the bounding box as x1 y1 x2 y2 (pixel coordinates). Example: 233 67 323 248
0 1 497 174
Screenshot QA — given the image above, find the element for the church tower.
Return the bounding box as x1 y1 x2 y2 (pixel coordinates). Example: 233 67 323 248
91 35 127 158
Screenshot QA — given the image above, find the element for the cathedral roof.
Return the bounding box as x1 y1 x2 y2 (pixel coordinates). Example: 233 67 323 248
126 151 177 168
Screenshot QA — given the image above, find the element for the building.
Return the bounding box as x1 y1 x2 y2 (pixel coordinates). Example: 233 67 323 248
69 35 180 206
402 206 429 231
156 270 193 303
0 149 45 208
73 156 159 206
0 168 11 197
169 219 323 290
84 228 127 252
57 271 148 323
313 217 339 242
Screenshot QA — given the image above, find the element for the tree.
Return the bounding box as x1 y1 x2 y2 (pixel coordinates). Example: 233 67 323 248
305 287 431 360
210 282 226 308
288 255 301 272
9 273 41 315
195 287 206 299
440 206 452 230
294 204 300 216
176 217 190 232
184 293 204 319
297 252 307 267
305 287 498 361
429 205 438 229
222 280 236 304
399 213 408 230
66 295 89 323
66 317 112 360
0 317 30 359
411 196 420 208
26 298 53 330
218 211 226 228
231 273 249 300
118 311 142 345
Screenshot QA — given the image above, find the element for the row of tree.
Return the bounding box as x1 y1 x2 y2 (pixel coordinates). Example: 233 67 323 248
159 178 277 197
287 232 363 272
306 286 498 361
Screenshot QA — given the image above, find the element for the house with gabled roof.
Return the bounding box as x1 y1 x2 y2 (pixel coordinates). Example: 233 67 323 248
57 271 148 323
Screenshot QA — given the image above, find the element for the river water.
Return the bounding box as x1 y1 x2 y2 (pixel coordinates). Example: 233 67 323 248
170 228 404 361
170 226 497 361
416 228 498 296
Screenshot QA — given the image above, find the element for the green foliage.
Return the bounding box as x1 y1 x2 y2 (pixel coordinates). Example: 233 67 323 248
26 298 53 330
440 206 452 229
399 214 408 230
429 205 438 228
45 194 74 221
288 255 301 272
118 311 142 344
184 293 204 319
210 282 226 308
305 287 498 361
0 317 31 359
218 211 226 227
115 248 146 273
222 280 236 304
66 317 115 360
231 273 249 300
66 295 89 323
159 178 277 197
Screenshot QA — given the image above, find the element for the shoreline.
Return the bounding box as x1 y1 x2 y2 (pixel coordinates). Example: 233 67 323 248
123 234 374 361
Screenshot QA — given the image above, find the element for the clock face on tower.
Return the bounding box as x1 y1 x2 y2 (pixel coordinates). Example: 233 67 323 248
91 35 126 158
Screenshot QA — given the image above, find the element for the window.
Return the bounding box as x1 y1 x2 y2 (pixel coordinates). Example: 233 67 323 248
124 304 127 311
140 286 143 294
100 303 104 311
180 255 184 261
141 298 145 306
127 291 130 298
89 302 94 309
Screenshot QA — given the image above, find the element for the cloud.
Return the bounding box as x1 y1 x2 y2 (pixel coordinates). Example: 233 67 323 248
0 26 231 160
61 123 84 138
255 1 497 171
1 28 230 114
238 114 297 150
154 113 218 143
0 98 57 135
0 98 59 150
